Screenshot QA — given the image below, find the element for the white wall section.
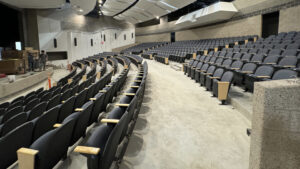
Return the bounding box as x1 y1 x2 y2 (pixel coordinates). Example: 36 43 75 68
37 7 135 66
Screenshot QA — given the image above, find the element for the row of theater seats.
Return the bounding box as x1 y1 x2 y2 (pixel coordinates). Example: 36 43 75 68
0 64 92 136
121 42 168 54
141 35 257 63
0 56 131 168
183 49 299 104
74 61 148 169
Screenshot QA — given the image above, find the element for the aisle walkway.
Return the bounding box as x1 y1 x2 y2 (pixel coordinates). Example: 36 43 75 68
120 60 251 169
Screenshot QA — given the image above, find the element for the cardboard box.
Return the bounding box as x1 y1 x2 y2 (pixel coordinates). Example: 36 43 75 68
0 59 25 74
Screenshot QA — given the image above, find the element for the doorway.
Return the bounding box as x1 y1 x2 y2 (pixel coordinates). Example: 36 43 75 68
171 32 175 42
262 11 279 38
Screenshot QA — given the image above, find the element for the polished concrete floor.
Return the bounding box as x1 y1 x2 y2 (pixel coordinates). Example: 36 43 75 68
119 60 251 169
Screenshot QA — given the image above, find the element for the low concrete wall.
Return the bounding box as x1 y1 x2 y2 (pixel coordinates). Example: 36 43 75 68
136 33 170 43
0 68 53 98
249 78 300 169
112 43 139 52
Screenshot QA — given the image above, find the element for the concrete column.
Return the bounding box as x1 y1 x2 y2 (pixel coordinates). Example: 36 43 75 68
249 79 300 169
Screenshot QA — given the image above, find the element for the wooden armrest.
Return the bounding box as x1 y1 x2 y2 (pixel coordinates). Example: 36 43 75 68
204 73 212 75
218 81 230 101
256 76 270 78
131 86 139 88
115 103 129 107
241 71 253 74
231 68 240 70
101 119 119 123
53 123 62 128
106 85 112 87
75 108 84 112
218 81 230 84
17 148 39 169
265 63 276 65
191 67 196 70
283 65 295 68
134 80 142 82
123 93 136 96
99 90 106 93
210 77 220 79
90 98 96 101
74 146 100 155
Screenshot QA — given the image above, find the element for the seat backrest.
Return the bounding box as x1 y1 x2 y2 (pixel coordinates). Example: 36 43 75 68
221 59 232 67
30 119 75 169
61 88 71 102
11 96 24 104
196 62 203 69
272 69 298 80
254 66 274 76
263 56 279 64
268 49 282 56
27 101 47 121
65 101 94 145
98 111 128 169
221 71 234 82
1 106 24 124
78 81 87 92
213 68 224 78
231 61 243 69
232 53 242 60
251 54 265 63
281 49 297 57
46 94 61 111
24 98 40 112
70 84 79 96
215 58 224 65
206 65 216 74
57 96 75 123
86 84 97 101
241 54 252 61
286 43 299 50
7 100 23 111
0 102 10 109
0 112 27 137
41 92 52 102
225 52 233 58
241 63 257 72
191 61 198 67
32 105 60 142
278 56 298 67
24 91 36 100
200 63 209 71
0 122 34 169
74 89 88 108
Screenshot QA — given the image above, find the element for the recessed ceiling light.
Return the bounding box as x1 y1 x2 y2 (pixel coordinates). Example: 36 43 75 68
78 9 83 12
156 16 159 19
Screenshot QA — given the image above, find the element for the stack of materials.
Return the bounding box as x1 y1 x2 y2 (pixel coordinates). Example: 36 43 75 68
0 48 38 74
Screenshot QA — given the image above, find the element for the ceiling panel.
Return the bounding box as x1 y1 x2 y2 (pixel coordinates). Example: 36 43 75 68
102 0 136 16
0 0 65 8
113 0 197 24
